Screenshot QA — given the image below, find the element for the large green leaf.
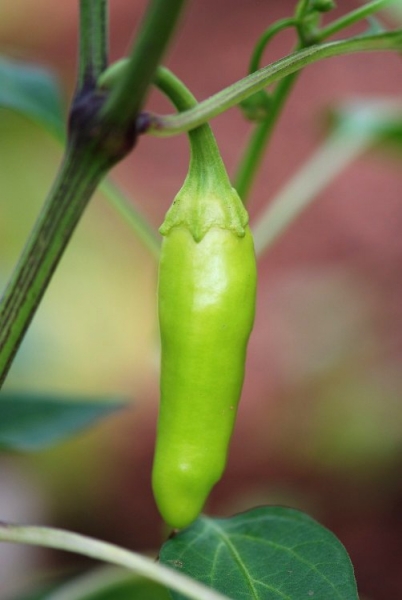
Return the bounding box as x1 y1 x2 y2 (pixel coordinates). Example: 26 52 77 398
0 392 127 452
0 56 65 138
160 506 358 600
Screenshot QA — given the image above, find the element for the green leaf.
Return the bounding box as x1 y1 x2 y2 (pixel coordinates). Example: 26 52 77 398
0 56 65 138
384 0 402 23
329 98 402 147
7 585 56 600
9 569 170 600
80 578 170 600
0 392 127 452
160 506 358 600
362 16 386 36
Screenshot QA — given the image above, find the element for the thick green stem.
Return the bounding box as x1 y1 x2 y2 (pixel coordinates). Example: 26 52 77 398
101 0 186 127
78 0 108 88
0 0 183 387
0 143 110 387
147 31 402 136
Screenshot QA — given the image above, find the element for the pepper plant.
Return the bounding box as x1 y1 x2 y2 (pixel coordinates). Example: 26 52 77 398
0 0 401 598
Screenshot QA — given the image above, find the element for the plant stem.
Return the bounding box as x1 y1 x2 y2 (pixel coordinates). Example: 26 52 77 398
78 0 108 88
0 523 229 600
155 67 198 112
154 67 225 172
249 18 297 73
154 68 246 240
101 0 186 127
235 20 299 203
146 31 402 136
317 0 396 42
42 117 161 261
295 0 310 19
0 143 110 387
0 0 113 387
235 0 397 203
0 0 184 386
234 72 299 202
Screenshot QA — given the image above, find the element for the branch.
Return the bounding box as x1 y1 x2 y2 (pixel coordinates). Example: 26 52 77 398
145 31 402 136
0 522 229 600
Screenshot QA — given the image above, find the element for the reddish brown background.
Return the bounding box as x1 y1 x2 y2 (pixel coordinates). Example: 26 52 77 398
1 1 402 599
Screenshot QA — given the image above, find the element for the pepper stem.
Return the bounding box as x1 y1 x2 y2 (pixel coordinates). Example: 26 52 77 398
154 68 248 241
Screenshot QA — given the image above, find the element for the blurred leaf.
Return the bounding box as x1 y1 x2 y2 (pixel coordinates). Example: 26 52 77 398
355 0 402 23
160 506 358 600
363 16 386 35
0 56 65 138
329 98 402 149
0 392 128 452
77 578 169 600
384 0 402 22
8 587 56 600
8 569 170 600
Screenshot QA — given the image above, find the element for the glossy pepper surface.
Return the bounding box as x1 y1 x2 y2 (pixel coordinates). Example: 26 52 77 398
153 223 256 529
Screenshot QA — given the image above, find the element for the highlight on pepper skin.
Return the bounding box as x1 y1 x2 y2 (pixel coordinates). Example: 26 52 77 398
152 226 257 529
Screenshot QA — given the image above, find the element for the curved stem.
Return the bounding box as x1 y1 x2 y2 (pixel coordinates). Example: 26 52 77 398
249 18 297 73
0 523 229 600
154 68 245 241
235 0 396 203
146 31 402 136
155 67 198 111
154 67 230 190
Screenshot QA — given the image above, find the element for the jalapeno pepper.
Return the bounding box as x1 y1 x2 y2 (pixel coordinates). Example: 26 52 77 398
152 69 257 529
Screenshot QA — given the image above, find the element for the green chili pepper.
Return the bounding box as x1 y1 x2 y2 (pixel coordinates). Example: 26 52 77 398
151 69 257 530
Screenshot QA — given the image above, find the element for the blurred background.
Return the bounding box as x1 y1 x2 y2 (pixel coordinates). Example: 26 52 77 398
1 1 402 598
